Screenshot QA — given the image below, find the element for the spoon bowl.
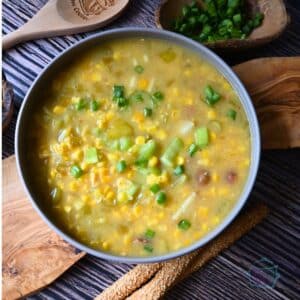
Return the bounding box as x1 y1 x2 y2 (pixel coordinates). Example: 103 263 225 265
2 0 129 50
155 0 289 51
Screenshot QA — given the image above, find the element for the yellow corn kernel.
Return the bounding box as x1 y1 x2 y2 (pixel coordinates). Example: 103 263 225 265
213 216 220 225
123 235 131 247
135 136 146 145
176 156 185 165
53 105 65 114
202 223 208 231
133 112 145 124
158 212 165 219
127 171 134 179
212 172 219 183
106 191 115 201
69 181 78 192
146 174 159 185
159 171 169 184
148 156 158 167
120 205 129 213
207 109 217 120
198 207 208 217
185 97 193 105
107 153 118 162
71 149 83 161
156 129 167 140
184 70 191 77
64 205 72 213
71 96 80 103
138 78 148 89
133 205 142 217
117 191 127 203
102 241 110 250
91 73 101 82
210 132 217 141
106 111 114 121
218 187 230 196
102 176 110 184
174 230 181 238
50 169 56 179
171 87 179 96
113 51 121 60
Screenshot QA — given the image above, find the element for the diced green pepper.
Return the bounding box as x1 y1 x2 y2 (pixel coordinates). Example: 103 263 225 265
144 244 153 253
195 127 209 148
75 98 87 111
119 137 133 151
161 137 184 167
188 143 199 157
138 139 157 161
90 100 100 111
144 107 152 117
84 147 98 164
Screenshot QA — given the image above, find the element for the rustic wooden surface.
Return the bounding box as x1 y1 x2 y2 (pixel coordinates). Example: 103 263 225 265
2 156 85 300
2 0 300 299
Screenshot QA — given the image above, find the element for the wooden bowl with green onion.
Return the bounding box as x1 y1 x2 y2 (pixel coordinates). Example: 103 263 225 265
155 0 289 51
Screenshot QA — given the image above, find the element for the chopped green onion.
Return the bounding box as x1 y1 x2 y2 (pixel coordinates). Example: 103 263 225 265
144 107 152 117
113 85 125 98
174 165 185 176
75 99 87 111
227 109 237 120
195 127 209 148
145 229 156 239
84 147 98 164
204 85 221 106
150 183 161 194
134 159 148 168
152 91 164 103
70 165 83 178
178 219 191 230
90 100 100 111
116 160 127 173
156 191 167 205
188 143 199 157
134 65 144 74
144 244 153 253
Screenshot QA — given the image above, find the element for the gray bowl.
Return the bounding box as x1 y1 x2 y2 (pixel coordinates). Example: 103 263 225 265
15 28 261 264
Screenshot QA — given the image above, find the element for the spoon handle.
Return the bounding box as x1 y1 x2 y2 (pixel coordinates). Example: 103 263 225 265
3 28 32 50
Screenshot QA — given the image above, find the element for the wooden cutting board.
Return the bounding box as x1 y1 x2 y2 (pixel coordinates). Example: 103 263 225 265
2 57 300 300
2 156 85 300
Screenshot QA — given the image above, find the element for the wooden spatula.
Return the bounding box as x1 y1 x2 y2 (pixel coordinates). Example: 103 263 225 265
2 0 129 50
2 57 299 300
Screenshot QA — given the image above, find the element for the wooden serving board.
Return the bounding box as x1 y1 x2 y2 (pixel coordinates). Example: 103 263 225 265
2 156 85 300
2 57 300 300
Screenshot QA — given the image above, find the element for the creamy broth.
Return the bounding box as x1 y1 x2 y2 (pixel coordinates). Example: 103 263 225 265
32 38 250 256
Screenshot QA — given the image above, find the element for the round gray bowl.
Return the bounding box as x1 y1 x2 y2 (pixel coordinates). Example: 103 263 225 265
15 28 261 264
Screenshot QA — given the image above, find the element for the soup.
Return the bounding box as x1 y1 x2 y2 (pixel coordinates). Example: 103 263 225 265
32 38 250 257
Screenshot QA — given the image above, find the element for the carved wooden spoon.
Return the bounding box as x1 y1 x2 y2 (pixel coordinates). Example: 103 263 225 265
156 0 289 51
2 0 129 50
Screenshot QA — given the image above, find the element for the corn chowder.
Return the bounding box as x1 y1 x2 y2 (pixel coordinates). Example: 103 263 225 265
33 38 250 257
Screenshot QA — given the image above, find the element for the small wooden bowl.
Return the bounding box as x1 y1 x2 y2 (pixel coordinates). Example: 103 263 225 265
155 0 289 51
2 73 14 132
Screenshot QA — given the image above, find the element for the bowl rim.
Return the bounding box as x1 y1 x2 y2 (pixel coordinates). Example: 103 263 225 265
15 27 261 264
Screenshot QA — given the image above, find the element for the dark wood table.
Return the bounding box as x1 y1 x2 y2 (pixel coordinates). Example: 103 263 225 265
3 1 300 299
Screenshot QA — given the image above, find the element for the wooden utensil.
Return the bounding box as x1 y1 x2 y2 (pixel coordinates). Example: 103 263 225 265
156 0 289 51
2 0 129 50
2 73 14 132
2 57 299 300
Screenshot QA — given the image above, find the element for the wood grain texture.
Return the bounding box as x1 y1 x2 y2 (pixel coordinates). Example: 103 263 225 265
2 156 85 300
2 0 300 300
234 57 300 149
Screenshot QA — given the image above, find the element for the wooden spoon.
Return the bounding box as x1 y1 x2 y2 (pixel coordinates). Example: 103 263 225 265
156 0 289 51
2 0 129 50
